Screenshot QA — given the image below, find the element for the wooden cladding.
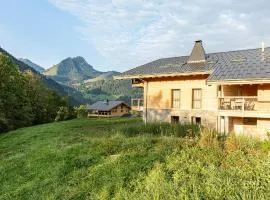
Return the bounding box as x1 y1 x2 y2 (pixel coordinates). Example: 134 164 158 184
171 89 181 108
192 89 202 109
144 76 217 111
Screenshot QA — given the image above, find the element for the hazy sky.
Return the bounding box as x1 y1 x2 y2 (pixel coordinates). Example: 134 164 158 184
0 0 270 72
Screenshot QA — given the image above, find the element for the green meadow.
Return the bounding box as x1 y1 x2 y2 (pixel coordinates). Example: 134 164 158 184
1 118 270 199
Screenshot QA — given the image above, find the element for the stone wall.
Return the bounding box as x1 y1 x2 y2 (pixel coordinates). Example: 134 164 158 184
143 108 218 129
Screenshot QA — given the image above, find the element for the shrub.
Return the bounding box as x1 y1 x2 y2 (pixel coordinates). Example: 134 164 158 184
75 105 88 118
224 133 262 154
55 106 75 121
260 141 270 152
199 127 220 149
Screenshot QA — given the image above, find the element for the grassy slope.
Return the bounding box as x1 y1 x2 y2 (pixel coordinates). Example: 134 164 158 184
1 118 270 200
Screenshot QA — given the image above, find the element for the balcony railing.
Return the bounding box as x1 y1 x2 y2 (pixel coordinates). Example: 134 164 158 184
218 96 257 111
132 79 144 88
131 98 144 111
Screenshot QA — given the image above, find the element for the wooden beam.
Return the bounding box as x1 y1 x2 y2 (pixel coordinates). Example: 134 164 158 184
207 79 270 85
114 71 212 80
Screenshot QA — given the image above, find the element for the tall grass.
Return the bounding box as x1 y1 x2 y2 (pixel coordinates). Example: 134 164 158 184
119 122 200 138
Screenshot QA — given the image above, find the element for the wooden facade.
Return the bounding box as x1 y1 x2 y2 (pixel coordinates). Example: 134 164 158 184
115 41 270 139
131 76 270 139
88 103 130 117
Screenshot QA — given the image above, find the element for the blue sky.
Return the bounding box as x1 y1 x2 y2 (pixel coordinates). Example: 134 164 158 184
1 0 270 72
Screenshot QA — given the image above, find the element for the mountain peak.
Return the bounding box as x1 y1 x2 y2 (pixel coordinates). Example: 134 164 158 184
43 56 102 86
73 56 85 60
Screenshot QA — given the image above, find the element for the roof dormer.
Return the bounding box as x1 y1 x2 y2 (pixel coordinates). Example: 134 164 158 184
187 40 206 64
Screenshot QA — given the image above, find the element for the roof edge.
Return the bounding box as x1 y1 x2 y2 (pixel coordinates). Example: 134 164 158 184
207 78 270 85
114 71 212 80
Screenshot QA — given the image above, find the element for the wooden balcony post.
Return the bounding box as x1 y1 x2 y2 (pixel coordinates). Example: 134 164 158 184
242 97 245 112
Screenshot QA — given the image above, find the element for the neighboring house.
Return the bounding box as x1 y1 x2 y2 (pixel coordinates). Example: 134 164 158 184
115 40 270 138
87 100 130 117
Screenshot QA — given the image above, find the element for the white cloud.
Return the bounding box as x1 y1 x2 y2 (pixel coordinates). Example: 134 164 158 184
218 11 247 31
48 0 270 71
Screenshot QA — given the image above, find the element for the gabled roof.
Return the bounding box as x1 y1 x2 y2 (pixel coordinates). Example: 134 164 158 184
115 41 270 83
86 101 130 111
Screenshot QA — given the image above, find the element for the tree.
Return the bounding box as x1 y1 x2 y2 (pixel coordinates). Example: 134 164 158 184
0 54 74 133
75 105 88 118
0 54 33 131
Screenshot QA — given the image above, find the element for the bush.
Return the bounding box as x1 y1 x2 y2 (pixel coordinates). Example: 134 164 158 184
75 105 88 118
199 127 220 149
224 133 262 154
55 106 76 122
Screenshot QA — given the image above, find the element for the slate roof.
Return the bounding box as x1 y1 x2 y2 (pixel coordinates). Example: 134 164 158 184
86 101 130 111
207 47 270 82
118 56 215 78
115 42 270 83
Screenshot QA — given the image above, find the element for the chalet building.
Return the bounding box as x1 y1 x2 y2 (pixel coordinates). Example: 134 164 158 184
86 100 130 117
115 40 270 138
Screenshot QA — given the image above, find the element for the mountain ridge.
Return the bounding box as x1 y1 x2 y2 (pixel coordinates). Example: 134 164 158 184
0 47 86 105
9 54 142 105
41 56 142 104
19 58 45 73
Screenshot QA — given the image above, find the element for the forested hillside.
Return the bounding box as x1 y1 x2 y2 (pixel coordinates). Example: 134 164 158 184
0 47 87 105
0 54 74 132
43 56 143 104
81 79 142 104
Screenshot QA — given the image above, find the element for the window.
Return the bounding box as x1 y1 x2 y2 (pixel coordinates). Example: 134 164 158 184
171 116 179 123
243 118 257 125
171 89 181 108
192 117 201 125
192 89 202 109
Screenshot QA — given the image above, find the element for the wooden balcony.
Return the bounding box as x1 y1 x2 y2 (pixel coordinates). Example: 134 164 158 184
218 96 270 118
131 99 144 111
219 96 257 111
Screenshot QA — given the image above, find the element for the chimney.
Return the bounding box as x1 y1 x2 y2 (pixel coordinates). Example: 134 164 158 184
262 41 265 53
187 40 206 63
106 99 109 105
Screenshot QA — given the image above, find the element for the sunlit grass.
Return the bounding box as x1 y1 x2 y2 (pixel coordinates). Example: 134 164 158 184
0 118 269 199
